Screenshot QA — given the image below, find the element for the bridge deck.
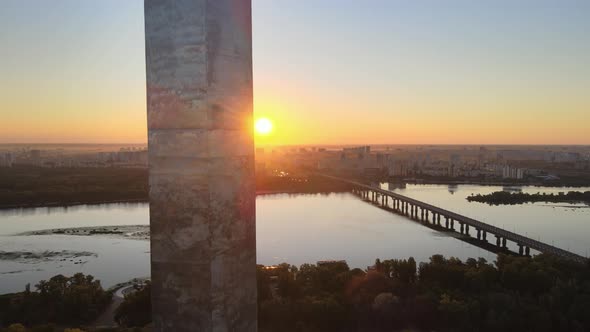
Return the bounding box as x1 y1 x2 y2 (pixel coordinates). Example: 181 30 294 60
319 174 587 264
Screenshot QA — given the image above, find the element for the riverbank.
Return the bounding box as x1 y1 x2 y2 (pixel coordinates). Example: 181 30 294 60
0 166 148 210
0 166 353 210
395 177 590 188
0 190 354 211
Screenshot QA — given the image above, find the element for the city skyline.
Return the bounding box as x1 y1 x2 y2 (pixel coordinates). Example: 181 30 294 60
1 0 589 145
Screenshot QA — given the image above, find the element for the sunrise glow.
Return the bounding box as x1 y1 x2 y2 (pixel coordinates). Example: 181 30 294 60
255 118 273 135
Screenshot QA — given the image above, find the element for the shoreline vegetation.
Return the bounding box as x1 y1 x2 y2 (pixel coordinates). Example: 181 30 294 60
467 190 590 205
0 167 148 210
2 254 590 331
0 166 352 210
2 166 589 210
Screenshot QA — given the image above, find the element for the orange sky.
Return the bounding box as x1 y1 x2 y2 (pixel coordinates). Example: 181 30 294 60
1 1 589 145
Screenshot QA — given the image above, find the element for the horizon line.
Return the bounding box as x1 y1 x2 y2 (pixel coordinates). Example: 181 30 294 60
1 142 589 147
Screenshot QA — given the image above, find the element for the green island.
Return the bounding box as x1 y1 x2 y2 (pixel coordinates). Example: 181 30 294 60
3 253 590 332
467 190 590 205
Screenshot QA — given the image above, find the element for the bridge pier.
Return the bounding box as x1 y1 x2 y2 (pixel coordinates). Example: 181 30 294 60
502 238 507 248
525 247 530 256
460 223 464 234
465 224 470 236
496 236 501 247
477 229 481 240
518 244 524 255
482 231 487 241
445 217 449 229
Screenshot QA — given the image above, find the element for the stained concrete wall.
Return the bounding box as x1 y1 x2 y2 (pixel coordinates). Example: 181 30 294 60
144 1 256 331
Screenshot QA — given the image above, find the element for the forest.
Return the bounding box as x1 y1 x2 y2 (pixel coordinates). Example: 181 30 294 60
3 253 590 331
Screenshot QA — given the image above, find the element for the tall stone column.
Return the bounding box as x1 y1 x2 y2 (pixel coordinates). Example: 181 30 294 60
144 1 256 331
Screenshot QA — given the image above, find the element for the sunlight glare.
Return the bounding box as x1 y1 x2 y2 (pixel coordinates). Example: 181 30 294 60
255 118 273 135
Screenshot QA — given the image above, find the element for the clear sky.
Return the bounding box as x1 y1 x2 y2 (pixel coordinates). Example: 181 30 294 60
1 0 589 145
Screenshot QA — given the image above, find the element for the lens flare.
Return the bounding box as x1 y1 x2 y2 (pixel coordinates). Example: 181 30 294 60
255 118 273 135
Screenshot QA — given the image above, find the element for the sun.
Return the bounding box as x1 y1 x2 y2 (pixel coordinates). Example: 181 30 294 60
255 118 273 135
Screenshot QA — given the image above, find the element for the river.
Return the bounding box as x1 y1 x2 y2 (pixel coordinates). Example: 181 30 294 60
1 184 588 294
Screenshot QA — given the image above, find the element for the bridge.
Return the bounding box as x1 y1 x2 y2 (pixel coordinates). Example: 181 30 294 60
319 174 587 264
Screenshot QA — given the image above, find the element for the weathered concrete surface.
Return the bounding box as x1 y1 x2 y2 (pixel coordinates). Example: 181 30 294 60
144 1 256 331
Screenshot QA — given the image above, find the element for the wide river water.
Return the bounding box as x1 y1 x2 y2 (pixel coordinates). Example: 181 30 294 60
1 184 588 294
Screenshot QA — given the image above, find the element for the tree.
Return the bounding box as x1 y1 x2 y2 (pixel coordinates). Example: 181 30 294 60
0 273 111 326
114 283 151 328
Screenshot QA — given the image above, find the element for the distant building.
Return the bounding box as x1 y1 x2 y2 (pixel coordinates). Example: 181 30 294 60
0 153 14 167
255 161 267 175
343 146 370 154
363 167 382 178
502 165 525 180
